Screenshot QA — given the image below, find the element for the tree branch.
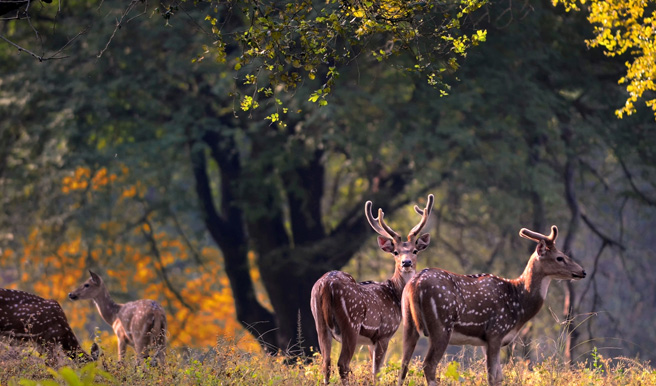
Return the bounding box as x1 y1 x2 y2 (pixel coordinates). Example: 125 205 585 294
141 216 196 311
580 213 625 250
618 157 656 206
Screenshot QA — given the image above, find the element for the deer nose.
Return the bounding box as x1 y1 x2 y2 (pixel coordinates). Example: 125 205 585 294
573 270 587 279
402 260 413 268
68 293 78 300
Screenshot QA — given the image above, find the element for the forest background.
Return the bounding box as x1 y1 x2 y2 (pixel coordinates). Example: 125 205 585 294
1 0 656 368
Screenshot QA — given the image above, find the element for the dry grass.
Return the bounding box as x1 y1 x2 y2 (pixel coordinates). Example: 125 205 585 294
1 338 655 386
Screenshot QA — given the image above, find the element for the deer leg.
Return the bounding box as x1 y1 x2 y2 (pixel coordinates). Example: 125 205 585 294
315 320 333 384
337 329 358 385
423 329 451 386
398 320 420 386
153 329 166 366
371 338 390 384
134 336 149 364
117 337 127 362
485 340 503 386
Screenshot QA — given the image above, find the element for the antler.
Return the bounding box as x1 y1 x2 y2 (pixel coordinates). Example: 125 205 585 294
519 225 558 245
408 194 434 240
365 201 402 242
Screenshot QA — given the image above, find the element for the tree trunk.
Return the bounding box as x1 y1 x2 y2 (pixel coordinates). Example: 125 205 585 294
561 125 581 364
188 130 279 353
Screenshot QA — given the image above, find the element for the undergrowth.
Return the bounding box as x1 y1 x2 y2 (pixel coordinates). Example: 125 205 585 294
1 339 655 386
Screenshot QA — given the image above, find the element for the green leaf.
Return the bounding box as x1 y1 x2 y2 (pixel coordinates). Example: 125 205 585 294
444 361 460 381
58 367 83 386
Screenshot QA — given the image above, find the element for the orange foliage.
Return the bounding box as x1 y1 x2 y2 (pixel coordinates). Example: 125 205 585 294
61 166 119 194
0 166 269 354
0 226 264 352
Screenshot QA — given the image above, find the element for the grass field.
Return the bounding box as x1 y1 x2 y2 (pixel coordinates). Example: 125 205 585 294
1 338 655 386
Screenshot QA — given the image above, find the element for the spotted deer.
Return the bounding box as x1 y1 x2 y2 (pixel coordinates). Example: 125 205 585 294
311 194 434 385
0 288 99 364
68 270 167 365
397 225 587 386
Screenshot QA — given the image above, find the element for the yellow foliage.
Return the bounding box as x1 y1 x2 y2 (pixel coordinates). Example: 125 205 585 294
553 0 656 119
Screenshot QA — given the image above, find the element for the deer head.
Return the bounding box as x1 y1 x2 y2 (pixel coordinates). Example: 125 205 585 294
365 194 434 282
519 225 586 281
68 271 104 301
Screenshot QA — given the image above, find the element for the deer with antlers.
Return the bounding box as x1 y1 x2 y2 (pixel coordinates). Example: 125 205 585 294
68 270 167 365
310 194 434 385
0 288 99 364
397 225 586 386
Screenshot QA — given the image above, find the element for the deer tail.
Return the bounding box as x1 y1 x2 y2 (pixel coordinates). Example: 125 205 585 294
406 281 426 336
310 274 336 332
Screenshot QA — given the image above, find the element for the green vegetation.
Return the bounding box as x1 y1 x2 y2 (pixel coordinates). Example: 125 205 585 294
2 341 655 386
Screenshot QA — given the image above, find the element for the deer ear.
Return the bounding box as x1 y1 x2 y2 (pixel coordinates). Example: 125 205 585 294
535 240 548 258
415 233 430 251
377 236 395 253
89 270 101 284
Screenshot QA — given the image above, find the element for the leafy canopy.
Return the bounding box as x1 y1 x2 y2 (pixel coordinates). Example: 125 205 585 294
198 0 487 118
553 0 656 119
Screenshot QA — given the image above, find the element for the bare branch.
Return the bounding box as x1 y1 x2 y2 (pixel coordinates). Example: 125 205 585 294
97 0 144 58
0 34 45 61
619 157 656 206
580 213 625 250
141 217 196 311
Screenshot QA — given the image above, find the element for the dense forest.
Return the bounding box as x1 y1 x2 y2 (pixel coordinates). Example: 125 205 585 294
1 0 655 369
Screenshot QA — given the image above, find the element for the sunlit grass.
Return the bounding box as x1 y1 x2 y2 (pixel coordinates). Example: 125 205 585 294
1 337 655 386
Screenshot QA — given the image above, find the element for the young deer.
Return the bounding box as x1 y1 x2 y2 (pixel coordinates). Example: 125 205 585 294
0 288 99 364
397 226 586 386
311 194 434 385
68 271 167 365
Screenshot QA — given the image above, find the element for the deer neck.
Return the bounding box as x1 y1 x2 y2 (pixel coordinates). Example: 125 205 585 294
92 286 122 325
513 255 551 321
389 269 412 298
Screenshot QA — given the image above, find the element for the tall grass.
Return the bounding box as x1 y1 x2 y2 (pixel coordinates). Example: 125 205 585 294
1 337 655 386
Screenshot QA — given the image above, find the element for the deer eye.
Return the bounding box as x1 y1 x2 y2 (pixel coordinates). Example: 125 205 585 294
393 251 399 256
84 284 89 288
556 256 564 262
413 249 418 254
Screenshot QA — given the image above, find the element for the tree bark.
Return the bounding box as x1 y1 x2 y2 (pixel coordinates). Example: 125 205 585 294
188 129 278 353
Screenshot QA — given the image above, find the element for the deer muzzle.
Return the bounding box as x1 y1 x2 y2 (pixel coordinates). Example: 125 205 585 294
572 270 587 279
68 293 79 300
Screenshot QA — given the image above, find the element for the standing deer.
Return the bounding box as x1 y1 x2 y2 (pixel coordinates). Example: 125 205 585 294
0 288 99 364
68 270 167 365
397 225 587 386
311 194 434 385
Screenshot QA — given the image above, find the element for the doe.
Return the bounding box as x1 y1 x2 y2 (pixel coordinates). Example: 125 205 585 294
68 270 167 365
397 225 586 386
0 288 98 364
311 194 434 384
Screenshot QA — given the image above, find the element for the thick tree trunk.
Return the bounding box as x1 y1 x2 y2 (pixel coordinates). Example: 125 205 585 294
188 131 278 354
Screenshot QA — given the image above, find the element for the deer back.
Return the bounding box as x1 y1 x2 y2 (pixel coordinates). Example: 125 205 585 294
0 288 94 362
404 269 530 345
312 271 403 343
116 299 167 343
